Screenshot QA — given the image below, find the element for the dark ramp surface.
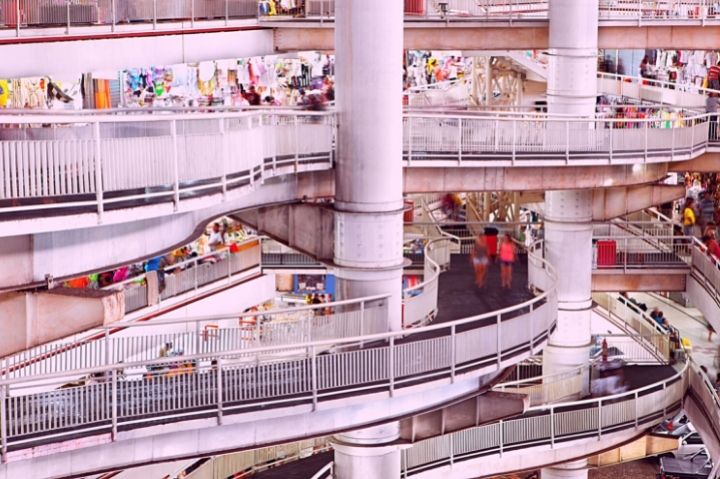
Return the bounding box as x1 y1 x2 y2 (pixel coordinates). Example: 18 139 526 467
253 451 333 479
435 253 534 324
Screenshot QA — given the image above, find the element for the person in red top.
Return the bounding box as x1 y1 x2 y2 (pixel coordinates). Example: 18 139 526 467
499 234 518 289
703 234 720 260
708 62 720 90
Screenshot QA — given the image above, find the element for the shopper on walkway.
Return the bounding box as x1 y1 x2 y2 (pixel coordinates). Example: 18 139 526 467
499 234 517 289
470 234 489 289
682 197 697 237
706 93 719 140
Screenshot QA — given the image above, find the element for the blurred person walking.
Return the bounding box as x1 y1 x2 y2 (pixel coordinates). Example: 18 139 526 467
499 234 518 289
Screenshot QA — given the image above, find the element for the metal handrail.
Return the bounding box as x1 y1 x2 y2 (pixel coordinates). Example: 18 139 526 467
402 354 688 475
0 241 555 388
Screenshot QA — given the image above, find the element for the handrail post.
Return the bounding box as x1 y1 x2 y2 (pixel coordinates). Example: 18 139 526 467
389 337 396 397
609 119 614 163
634 390 639 429
153 0 157 29
498 420 504 456
294 115 300 172
216 359 223 425
195 320 201 355
598 399 603 439
191 0 196 27
225 0 229 25
511 119 517 165
671 122 676 161
220 118 227 199
565 120 570 164
644 120 649 161
111 369 118 440
311 346 318 410
663 382 667 417
529 300 535 351
359 301 365 347
550 407 555 447
450 324 456 383
111 0 116 32
104 328 110 365
15 0 20 37
0 384 7 463
66 0 71 34
497 313 502 367
171 120 180 210
624 237 628 273
407 116 413 165
457 117 463 164
93 122 104 222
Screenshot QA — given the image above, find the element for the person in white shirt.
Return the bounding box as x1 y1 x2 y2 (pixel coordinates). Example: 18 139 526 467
208 222 225 251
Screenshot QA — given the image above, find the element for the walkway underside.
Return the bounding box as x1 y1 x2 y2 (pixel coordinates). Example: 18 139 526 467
273 24 720 51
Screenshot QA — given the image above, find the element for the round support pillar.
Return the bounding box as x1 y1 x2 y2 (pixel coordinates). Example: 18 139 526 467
542 459 589 479
333 0 404 331
333 423 401 479
543 191 593 383
547 0 599 117
543 0 598 381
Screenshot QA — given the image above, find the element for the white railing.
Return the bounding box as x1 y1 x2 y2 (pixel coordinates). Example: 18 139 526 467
402 356 688 476
263 0 549 21
0 109 335 217
403 110 710 167
0 294 389 380
0 0 259 37
0 232 462 381
403 237 452 328
691 245 720 305
592 235 693 271
104 238 262 314
598 72 720 109
493 365 588 407
595 293 672 361
598 0 720 21
179 437 331 479
0 242 557 455
1 109 716 219
263 0 720 22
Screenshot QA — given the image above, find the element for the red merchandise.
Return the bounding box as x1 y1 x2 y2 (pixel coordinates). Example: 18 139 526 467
404 0 425 15
596 240 617 267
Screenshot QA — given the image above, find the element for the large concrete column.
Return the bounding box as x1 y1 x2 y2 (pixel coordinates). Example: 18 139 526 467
333 0 404 332
542 0 598 380
542 7 597 479
542 460 589 479
333 423 401 479
542 191 593 377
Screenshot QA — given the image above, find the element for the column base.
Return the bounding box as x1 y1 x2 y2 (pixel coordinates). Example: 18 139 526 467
542 459 588 479
333 423 401 479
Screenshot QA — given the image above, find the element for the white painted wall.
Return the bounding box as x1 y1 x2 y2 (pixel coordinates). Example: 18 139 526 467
0 29 274 78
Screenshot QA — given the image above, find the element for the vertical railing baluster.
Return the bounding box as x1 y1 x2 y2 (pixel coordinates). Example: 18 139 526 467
111 369 118 440
171 120 180 209
0 384 7 463
15 0 20 37
450 324 456 382
94 122 104 221
294 115 300 172
311 347 318 410
111 0 116 31
217 359 223 424
153 0 157 29
496 313 502 367
66 0 71 34
389 337 396 396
